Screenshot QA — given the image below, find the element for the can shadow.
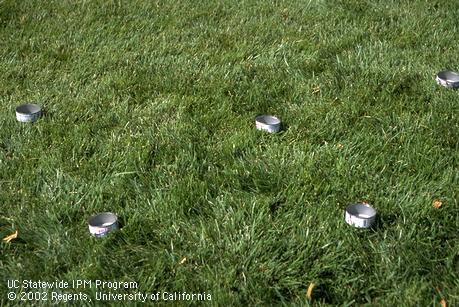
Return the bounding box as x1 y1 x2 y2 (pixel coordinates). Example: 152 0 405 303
280 123 288 132
40 108 51 120
310 283 334 304
116 216 124 230
370 213 396 231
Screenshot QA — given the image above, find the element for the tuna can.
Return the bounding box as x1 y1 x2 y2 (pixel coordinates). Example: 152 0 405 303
16 103 42 123
436 70 459 89
255 115 281 133
88 212 119 237
345 203 376 228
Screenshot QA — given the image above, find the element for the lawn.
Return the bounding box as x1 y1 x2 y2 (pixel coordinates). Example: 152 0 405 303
0 0 458 305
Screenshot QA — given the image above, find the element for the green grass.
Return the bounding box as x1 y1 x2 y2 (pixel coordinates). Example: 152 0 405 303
0 0 458 305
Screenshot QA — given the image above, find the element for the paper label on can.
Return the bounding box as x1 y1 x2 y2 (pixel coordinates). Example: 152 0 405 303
89 222 118 237
345 212 370 228
89 226 110 237
16 112 40 122
256 122 280 133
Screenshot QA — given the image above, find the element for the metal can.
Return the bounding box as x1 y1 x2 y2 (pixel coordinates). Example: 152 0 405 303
255 115 281 133
436 70 459 89
345 203 376 228
16 103 42 123
88 212 119 237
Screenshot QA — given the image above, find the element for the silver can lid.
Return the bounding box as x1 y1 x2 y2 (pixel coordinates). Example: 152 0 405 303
255 115 281 133
436 70 459 88
345 203 377 228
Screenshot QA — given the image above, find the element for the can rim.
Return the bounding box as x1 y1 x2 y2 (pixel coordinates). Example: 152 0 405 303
255 115 281 126
16 103 42 115
88 212 118 227
345 203 377 219
437 70 459 84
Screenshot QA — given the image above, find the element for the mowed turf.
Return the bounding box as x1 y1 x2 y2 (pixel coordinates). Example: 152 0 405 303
0 0 458 305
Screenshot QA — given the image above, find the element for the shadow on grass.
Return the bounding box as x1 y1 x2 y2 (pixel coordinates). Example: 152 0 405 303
371 212 396 231
312 283 334 305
